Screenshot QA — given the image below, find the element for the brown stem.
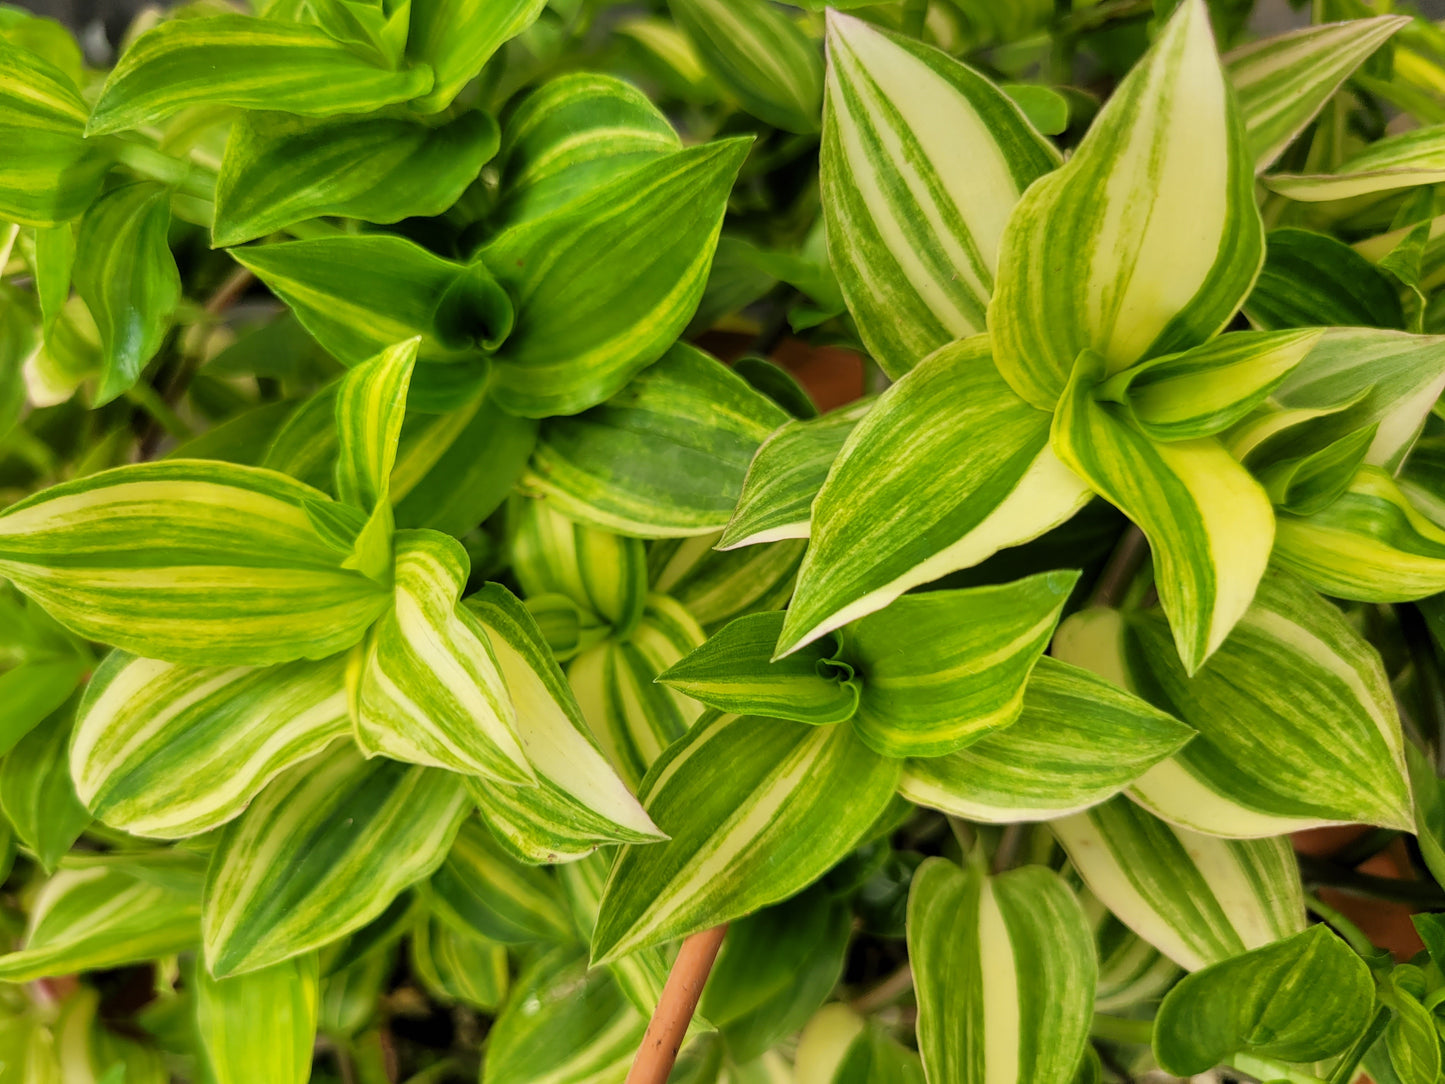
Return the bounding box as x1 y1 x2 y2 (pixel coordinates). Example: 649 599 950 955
850 963 913 1014
1088 525 1148 610
626 925 728 1084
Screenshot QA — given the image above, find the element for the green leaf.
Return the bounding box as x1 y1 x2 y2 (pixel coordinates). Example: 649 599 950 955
426 818 573 944
591 712 899 963
1089 892 1182 1013
482 138 750 417
1224 16 1409 171
1151 924 1373 1075
72 182 181 405
411 915 508 1011
820 13 1058 379
898 656 1193 822
1266 123 1445 201
657 610 860 726
1381 975 1442 1084
213 109 498 247
86 14 434 135
196 955 319 1084
795 1004 925 1084
719 399 871 549
405 0 545 113
1002 83 1069 135
0 657 85 757
846 570 1075 757
202 744 470 976
648 533 805 633
0 461 391 666
509 497 649 634
1053 351 1273 674
523 343 788 536
779 337 1089 658
0 701 88 871
990 0 1263 409
462 583 664 862
334 336 416 513
671 0 821 134
909 858 1095 1084
0 867 202 981
71 652 349 839
1052 797 1306 970
1245 228 1406 331
1261 425 1377 515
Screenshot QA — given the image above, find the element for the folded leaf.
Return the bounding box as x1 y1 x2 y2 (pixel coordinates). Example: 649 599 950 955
780 337 1090 658
203 744 470 976
524 343 787 536
593 712 898 962
0 461 391 666
648 532 805 632
87 14 434 135
1266 124 1445 201
909 858 1094 1084
335 337 415 511
427 818 573 944
483 138 750 417
1052 797 1306 970
990 0 1263 409
411 915 508 1011
821 13 1058 378
196 954 319 1084
1245 228 1406 331
1225 16 1409 171
0 701 87 871
1053 352 1273 674
1260 425 1376 516
1151 925 1372 1076
509 497 649 634
406 0 545 113
719 399 871 549
899 656 1193 822
213 109 498 247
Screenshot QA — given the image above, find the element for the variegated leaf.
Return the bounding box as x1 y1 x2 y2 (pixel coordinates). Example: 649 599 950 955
648 532 804 633
203 744 470 976
510 497 649 635
591 712 900 963
71 653 347 839
909 858 1095 1084
898 657 1193 822
196 954 319 1084
0 461 390 666
990 0 1263 410
795 1004 925 1084
1085 890 1181 1013
1266 124 1445 201
779 337 1090 658
405 0 545 113
1052 797 1306 971
334 337 417 514
411 915 508 1011
821 13 1058 378
426 817 574 944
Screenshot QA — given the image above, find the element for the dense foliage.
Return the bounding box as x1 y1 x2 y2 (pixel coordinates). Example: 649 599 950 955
13 0 1445 1080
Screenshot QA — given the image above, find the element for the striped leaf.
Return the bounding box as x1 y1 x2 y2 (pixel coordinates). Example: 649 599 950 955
196 954 319 1084
72 653 348 839
0 867 202 981
411 914 508 1011
795 1005 926 1084
0 700 88 871
591 712 900 963
568 595 706 789
463 584 664 863
213 108 498 247
898 656 1193 823
1052 351 1274 674
334 337 416 561
909 858 1095 1084
482 139 749 417
405 0 544 113
779 337 1090 658
657 610 859 726
671 0 821 134
719 399 872 549
353 531 529 782
821 13 1058 378
1094 329 1321 442
1086 891 1181 1013
202 744 471 976
1225 16 1410 171
426 817 574 944
524 343 788 536
1246 228 1406 332
990 0 1263 410
847 570 1076 758
1266 124 1445 202
496 72 681 226
648 532 804 633
1052 797 1306 971
0 461 391 666
86 15 433 135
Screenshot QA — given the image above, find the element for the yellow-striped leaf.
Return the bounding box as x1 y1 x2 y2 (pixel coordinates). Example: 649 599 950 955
1052 797 1305 971
196 954 319 1084
202 744 470 976
1052 351 1274 674
72 652 348 839
821 13 1058 378
1245 228 1406 332
898 657 1193 822
647 532 805 633
87 14 434 135
796 1004 925 1084
426 817 574 944
405 0 545 113
909 858 1095 1084
990 0 1263 410
0 461 391 666
1086 890 1181 1013
591 712 899 963
779 337 1090 658
1266 123 1445 201
0 699 88 871
412 914 508 1011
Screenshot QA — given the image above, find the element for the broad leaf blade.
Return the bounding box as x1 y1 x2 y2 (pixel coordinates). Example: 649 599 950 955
0 700 88 871
1266 124 1445 201
196 955 319 1084
406 0 545 113
426 818 573 944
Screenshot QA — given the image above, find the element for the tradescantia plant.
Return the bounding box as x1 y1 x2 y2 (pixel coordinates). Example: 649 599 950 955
17 0 1445 1080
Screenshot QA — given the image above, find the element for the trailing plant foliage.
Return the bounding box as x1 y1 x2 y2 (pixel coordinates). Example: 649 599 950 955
10 0 1445 1081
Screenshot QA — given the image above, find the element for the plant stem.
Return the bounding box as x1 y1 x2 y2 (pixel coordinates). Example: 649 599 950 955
1090 1013 1152 1044
1325 1005 1389 1084
626 924 728 1084
1299 856 1445 907
850 963 913 1014
1089 526 1148 609
1305 894 1376 958
990 823 1026 874
124 382 191 441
